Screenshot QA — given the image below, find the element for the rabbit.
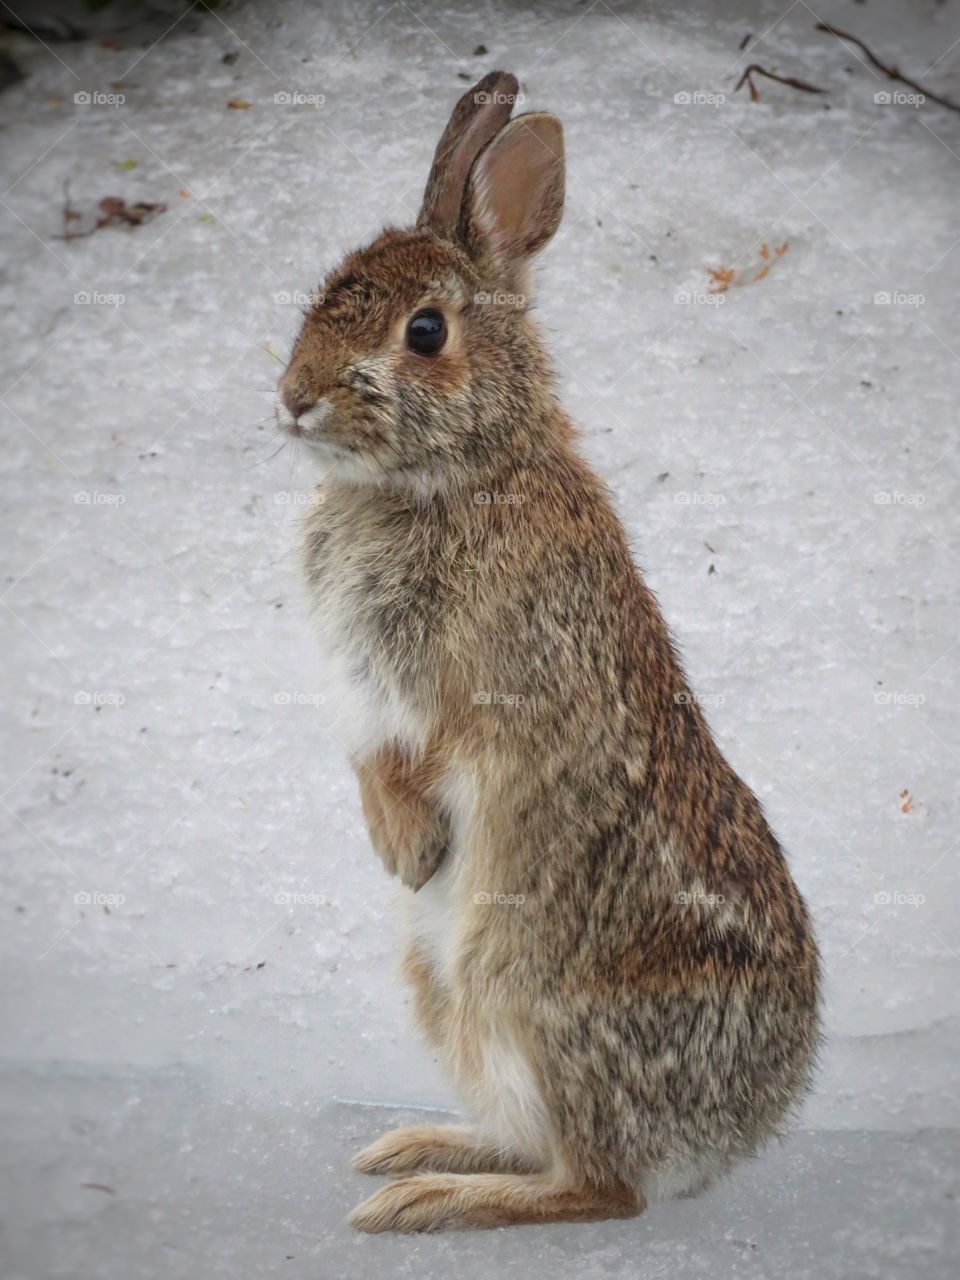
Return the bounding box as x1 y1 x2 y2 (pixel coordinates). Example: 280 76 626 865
275 70 821 1234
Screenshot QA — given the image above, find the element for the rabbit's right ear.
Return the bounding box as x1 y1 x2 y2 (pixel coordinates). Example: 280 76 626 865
417 71 518 239
459 113 564 268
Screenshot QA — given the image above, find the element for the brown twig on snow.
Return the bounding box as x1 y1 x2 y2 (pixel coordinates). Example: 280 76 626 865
734 64 825 102
815 23 960 114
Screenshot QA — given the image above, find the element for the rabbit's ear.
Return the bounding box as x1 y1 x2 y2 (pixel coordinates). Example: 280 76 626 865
417 71 519 238
460 113 564 266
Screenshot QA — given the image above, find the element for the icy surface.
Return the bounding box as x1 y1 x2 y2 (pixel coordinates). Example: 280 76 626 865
0 0 958 1275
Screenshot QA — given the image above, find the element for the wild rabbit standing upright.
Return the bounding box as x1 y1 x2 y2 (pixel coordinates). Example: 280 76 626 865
276 72 820 1233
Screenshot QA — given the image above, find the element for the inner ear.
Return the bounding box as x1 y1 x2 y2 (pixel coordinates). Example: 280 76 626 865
461 113 565 265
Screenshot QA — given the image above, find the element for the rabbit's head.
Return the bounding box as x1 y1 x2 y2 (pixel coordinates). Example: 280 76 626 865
276 72 565 491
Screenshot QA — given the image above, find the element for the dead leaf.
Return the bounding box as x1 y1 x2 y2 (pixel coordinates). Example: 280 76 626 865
227 98 253 110
899 788 916 814
705 242 789 293
57 195 166 240
124 202 165 224
707 266 735 293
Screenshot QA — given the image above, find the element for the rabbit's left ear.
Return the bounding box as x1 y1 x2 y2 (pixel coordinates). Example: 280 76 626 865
460 113 565 265
417 71 518 239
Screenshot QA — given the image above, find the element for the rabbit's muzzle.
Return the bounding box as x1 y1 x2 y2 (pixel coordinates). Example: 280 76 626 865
277 393 335 441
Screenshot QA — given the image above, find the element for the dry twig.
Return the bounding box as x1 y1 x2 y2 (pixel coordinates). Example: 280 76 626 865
815 23 960 114
735 63 825 102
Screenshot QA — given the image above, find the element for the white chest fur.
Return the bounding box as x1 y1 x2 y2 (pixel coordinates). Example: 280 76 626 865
303 488 434 760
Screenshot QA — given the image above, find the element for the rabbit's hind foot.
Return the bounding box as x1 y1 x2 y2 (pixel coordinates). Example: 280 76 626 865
347 1170 643 1233
352 1124 541 1177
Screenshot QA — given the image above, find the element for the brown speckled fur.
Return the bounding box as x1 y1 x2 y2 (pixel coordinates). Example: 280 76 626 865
277 72 820 1234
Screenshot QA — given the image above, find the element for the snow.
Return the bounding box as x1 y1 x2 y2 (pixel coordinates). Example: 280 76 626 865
1 0 958 1275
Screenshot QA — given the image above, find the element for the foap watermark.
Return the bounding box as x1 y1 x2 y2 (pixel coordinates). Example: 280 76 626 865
74 490 126 506
673 90 725 108
74 90 125 108
675 890 726 907
874 691 925 707
674 288 725 306
474 490 524 506
473 690 526 708
75 291 125 308
74 890 126 907
274 891 327 907
274 289 325 307
274 691 326 707
874 90 924 108
273 489 324 509
474 891 526 907
74 690 125 707
274 90 326 108
874 290 925 307
874 890 925 907
474 290 526 308
674 491 726 507
674 690 726 708
474 89 524 106
874 490 926 506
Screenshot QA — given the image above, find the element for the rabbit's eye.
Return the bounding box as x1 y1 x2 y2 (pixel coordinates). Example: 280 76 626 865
406 309 446 356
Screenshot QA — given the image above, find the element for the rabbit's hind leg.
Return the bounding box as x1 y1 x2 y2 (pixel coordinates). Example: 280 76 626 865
347 1169 643 1233
352 1124 542 1176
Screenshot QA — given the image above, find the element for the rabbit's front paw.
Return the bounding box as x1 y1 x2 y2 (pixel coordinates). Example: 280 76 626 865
353 748 449 890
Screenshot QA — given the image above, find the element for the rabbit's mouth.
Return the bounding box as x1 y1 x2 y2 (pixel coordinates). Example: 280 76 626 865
276 396 347 456
277 396 333 435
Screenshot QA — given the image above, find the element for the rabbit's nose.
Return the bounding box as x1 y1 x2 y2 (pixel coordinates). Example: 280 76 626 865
283 390 314 421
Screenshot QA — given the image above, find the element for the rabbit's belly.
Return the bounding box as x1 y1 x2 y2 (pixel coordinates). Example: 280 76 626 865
408 854 462 990
407 769 555 1162
407 766 477 988
409 867 554 1162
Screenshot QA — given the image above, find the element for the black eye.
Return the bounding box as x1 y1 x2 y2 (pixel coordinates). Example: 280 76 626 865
406 308 446 356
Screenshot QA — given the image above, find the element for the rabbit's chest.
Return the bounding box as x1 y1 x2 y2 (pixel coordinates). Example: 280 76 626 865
303 495 450 752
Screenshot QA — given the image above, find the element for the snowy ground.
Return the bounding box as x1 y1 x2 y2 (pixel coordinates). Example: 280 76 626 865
1 0 958 1275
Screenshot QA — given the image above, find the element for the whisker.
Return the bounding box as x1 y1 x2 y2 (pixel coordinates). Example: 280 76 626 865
261 341 286 366
255 439 289 465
